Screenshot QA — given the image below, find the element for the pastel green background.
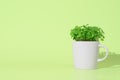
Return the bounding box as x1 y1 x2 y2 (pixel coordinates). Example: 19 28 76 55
0 0 120 80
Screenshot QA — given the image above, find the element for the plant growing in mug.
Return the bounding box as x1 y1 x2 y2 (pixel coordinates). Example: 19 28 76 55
70 24 105 41
70 24 108 69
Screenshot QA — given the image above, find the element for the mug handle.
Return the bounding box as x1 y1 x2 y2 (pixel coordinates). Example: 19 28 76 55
97 44 109 62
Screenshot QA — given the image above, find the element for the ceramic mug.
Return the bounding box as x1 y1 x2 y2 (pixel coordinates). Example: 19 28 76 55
73 41 108 69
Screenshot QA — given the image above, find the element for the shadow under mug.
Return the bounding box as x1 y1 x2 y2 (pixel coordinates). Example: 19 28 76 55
73 41 108 69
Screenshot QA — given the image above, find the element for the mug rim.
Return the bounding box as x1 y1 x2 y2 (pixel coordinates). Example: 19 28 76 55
73 41 99 42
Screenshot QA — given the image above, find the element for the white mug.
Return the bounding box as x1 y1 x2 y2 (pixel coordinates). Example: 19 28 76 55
73 41 108 69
